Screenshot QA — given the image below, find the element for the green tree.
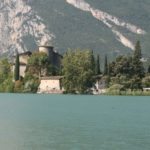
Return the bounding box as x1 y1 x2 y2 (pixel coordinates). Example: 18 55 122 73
132 41 144 78
96 54 101 75
23 73 40 93
0 59 14 93
24 52 49 93
26 52 51 77
14 53 20 81
142 75 150 87
14 80 24 93
134 41 142 59
91 50 96 74
0 59 12 81
62 49 95 94
104 54 108 75
109 55 133 77
130 75 143 91
148 65 150 73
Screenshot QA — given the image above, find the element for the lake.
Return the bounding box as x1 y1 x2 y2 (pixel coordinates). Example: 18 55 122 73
0 94 150 150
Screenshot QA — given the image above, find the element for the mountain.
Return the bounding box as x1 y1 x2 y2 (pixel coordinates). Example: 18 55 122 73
0 0 150 58
0 0 54 56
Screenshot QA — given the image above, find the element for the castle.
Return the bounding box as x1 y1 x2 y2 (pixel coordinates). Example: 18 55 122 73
13 46 62 77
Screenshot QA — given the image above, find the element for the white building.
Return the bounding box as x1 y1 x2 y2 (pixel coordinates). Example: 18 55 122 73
38 76 64 94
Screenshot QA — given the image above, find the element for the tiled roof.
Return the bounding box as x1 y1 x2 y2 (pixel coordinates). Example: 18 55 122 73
40 76 63 80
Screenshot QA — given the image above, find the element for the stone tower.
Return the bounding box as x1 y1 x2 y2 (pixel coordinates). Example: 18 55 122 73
38 46 54 64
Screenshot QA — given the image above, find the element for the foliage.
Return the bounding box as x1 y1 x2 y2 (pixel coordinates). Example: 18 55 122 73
148 65 150 73
14 80 24 93
0 78 14 93
62 49 95 94
108 41 145 91
0 59 14 93
23 73 40 93
26 52 51 77
109 56 133 77
14 53 20 81
107 84 124 95
132 41 145 78
0 59 12 81
104 55 108 75
95 54 101 75
0 39 149 95
129 75 143 91
142 75 150 87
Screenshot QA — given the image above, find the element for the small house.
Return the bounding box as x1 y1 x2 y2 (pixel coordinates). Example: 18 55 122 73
37 76 64 94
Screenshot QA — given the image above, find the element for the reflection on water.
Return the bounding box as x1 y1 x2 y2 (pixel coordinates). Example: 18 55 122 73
0 94 150 150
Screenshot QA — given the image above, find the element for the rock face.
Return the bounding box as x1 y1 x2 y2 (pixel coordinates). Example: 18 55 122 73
0 0 54 55
66 0 146 50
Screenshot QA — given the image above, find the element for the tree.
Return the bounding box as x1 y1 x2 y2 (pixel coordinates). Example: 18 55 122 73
109 55 133 77
134 40 142 59
26 52 51 77
130 75 143 91
0 59 14 92
14 53 20 81
148 65 150 73
104 54 108 75
142 76 150 87
0 59 12 82
132 41 144 78
23 73 40 93
89 50 95 74
23 52 50 93
62 49 95 94
14 80 24 93
96 54 101 75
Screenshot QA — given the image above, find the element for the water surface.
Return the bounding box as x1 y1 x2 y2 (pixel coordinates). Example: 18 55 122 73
0 94 150 150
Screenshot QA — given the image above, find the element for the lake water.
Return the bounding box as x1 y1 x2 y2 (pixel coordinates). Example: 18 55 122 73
0 94 150 150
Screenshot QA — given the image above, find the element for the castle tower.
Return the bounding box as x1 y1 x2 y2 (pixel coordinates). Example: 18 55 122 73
38 46 54 64
38 45 62 69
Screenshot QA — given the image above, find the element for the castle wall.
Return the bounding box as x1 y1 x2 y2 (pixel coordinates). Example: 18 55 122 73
38 77 63 94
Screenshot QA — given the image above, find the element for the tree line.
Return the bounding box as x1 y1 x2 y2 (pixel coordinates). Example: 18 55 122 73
0 40 150 94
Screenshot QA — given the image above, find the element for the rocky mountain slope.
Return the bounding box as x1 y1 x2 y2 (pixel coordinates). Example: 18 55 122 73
0 0 54 55
0 0 150 58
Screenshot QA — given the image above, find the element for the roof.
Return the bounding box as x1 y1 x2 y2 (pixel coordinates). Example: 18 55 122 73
13 51 32 57
39 46 54 48
12 62 27 65
19 51 32 56
40 76 64 80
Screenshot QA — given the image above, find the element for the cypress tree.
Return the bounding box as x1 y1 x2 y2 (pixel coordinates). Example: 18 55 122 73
148 65 150 73
130 41 144 90
14 53 20 81
104 54 108 75
134 40 142 59
132 40 144 78
96 54 101 75
90 50 96 74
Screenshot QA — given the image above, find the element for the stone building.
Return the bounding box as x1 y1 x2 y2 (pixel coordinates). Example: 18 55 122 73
13 46 62 78
37 76 64 94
